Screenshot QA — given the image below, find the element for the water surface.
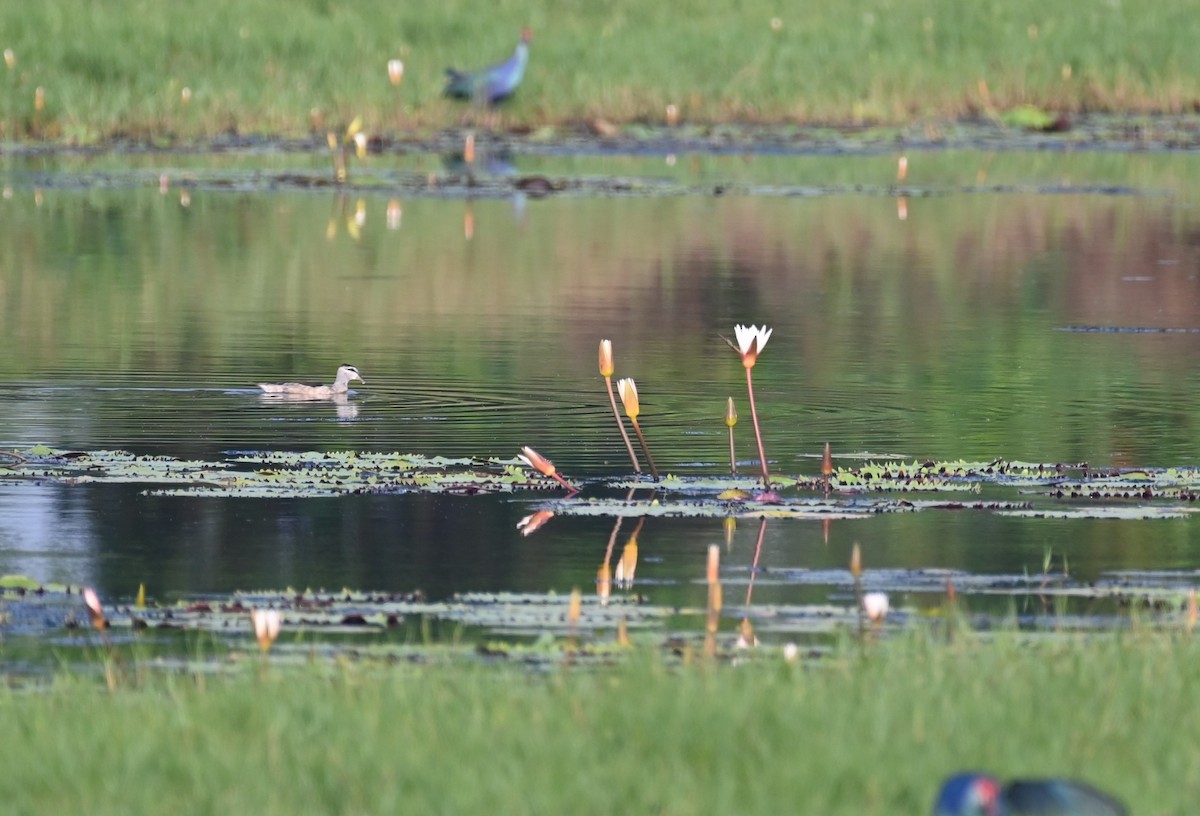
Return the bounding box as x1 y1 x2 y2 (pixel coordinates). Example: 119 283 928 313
1 146 1198 640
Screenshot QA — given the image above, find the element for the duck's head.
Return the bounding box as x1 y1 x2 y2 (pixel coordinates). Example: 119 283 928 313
337 364 364 385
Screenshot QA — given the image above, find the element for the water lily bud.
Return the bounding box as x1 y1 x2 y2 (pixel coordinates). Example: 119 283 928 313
387 59 404 86
617 378 640 420
598 339 614 377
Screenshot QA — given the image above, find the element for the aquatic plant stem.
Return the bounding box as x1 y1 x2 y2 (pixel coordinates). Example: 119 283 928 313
745 367 771 489
629 418 659 481
605 375 641 473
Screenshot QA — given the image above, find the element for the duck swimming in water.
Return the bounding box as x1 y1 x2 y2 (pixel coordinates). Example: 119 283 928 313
257 364 364 399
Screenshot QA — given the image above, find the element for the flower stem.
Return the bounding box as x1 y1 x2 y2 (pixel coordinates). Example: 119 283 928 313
605 376 641 474
550 471 577 492
728 426 737 475
745 367 771 489
630 418 659 481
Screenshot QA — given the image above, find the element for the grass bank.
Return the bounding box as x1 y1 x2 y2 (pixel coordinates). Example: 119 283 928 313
3 632 1196 814
1 0 1198 142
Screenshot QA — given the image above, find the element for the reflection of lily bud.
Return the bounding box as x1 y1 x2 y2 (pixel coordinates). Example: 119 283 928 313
736 617 758 649
617 537 638 587
568 589 582 629
388 59 404 86
850 542 863 579
1188 589 1198 634
251 608 282 653
863 592 889 625
386 199 402 230
596 563 611 604
516 509 555 536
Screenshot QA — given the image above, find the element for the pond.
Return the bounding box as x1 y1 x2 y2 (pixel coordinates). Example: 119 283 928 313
1 140 1199 662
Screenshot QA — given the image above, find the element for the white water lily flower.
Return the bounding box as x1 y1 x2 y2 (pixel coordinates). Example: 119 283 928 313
732 324 772 368
863 592 890 623
251 608 281 651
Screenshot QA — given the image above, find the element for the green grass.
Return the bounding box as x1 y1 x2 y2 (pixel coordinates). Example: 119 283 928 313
1 0 1199 142
3 632 1197 814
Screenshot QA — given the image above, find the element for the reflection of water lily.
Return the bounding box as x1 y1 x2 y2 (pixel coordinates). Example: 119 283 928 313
517 446 576 492
724 324 773 489
616 534 638 587
251 608 281 653
617 378 659 480
516 509 555 536
725 397 738 474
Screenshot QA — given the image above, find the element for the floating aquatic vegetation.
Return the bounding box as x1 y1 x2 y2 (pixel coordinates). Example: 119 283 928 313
0 447 1195 520
0 446 562 497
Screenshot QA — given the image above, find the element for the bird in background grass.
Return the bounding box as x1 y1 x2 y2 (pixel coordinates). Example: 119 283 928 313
933 773 1128 816
443 28 532 105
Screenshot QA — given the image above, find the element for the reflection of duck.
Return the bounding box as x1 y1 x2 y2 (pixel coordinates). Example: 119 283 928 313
257 364 364 399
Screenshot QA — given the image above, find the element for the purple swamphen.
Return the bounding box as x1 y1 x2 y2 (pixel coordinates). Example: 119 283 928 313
443 28 531 105
933 773 1128 815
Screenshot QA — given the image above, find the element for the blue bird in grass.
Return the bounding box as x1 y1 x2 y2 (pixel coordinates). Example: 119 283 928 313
934 773 1128 816
443 28 532 105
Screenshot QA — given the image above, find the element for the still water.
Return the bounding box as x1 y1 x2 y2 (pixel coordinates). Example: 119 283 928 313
1 146 1199 629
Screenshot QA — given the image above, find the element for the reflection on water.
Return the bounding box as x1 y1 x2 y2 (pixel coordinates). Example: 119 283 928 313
0 149 1199 630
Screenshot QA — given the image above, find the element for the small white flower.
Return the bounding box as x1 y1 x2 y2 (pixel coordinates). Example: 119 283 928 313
251 608 281 649
387 59 404 86
863 592 890 623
